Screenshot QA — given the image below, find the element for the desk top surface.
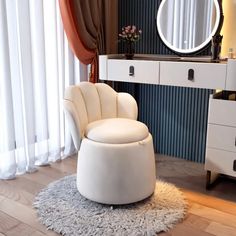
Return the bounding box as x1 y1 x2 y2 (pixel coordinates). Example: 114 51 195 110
103 54 228 64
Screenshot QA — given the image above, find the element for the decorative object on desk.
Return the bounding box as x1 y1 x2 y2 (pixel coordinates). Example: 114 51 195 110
34 175 187 236
211 34 223 61
228 48 234 59
119 25 142 60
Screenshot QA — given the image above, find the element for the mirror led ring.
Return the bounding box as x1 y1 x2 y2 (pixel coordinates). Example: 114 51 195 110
156 0 221 54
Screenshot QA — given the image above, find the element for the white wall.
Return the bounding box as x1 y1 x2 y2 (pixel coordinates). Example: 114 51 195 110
221 0 236 57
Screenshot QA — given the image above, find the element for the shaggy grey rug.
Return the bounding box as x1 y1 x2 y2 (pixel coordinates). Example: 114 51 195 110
34 175 187 236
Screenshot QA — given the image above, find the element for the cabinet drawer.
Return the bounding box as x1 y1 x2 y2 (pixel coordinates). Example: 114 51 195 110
208 98 236 127
207 124 236 152
107 60 159 84
160 61 226 89
205 148 236 177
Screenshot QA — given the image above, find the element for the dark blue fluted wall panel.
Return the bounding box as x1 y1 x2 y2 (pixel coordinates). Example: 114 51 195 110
117 0 213 163
138 85 212 163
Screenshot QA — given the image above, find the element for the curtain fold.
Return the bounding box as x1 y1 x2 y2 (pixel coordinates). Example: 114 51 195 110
59 0 118 83
0 0 82 180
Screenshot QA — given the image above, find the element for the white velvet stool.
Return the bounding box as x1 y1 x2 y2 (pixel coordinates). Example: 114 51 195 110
63 82 156 205
78 118 156 204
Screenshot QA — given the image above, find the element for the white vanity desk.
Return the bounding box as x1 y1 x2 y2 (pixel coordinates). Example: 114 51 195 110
99 54 236 90
99 54 236 188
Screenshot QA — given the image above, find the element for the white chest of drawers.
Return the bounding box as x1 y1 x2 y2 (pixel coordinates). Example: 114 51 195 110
205 94 236 187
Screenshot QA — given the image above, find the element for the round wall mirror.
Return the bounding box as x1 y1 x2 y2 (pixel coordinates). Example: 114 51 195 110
156 0 223 54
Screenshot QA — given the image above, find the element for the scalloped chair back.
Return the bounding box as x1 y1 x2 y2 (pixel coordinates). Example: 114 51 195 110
63 82 138 149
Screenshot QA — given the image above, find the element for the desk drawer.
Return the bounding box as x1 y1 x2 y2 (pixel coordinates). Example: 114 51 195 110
208 98 236 127
205 148 236 177
107 60 159 84
207 124 236 152
160 61 226 89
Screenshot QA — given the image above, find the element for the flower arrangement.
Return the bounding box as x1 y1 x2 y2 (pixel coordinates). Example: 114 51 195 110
119 25 142 42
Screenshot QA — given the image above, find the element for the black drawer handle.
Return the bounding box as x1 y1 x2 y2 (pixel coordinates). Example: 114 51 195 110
129 66 134 76
188 69 194 81
234 160 236 171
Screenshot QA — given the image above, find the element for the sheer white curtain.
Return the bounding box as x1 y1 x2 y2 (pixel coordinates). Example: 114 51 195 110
0 0 86 179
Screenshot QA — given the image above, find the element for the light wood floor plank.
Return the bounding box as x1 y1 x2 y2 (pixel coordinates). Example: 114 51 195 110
166 223 214 236
37 165 68 180
184 190 236 215
22 171 56 186
5 223 37 236
182 213 210 231
30 231 46 236
205 222 236 236
4 177 44 195
0 211 20 234
0 195 48 233
49 161 76 176
189 203 236 228
0 180 34 206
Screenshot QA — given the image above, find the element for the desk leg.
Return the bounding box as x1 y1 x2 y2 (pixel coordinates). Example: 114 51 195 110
206 170 220 190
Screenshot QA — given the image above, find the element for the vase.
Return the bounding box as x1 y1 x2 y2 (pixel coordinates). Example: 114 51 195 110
125 41 135 60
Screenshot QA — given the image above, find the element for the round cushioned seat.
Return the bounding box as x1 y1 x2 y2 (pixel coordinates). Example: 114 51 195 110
78 118 156 205
85 118 149 144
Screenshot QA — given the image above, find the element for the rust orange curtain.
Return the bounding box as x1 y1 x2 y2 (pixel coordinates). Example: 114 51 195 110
59 0 118 83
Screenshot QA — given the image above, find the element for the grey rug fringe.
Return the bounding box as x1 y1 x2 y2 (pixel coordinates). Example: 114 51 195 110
34 175 187 236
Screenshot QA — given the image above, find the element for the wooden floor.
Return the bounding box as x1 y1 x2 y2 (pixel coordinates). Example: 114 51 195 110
0 154 236 236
